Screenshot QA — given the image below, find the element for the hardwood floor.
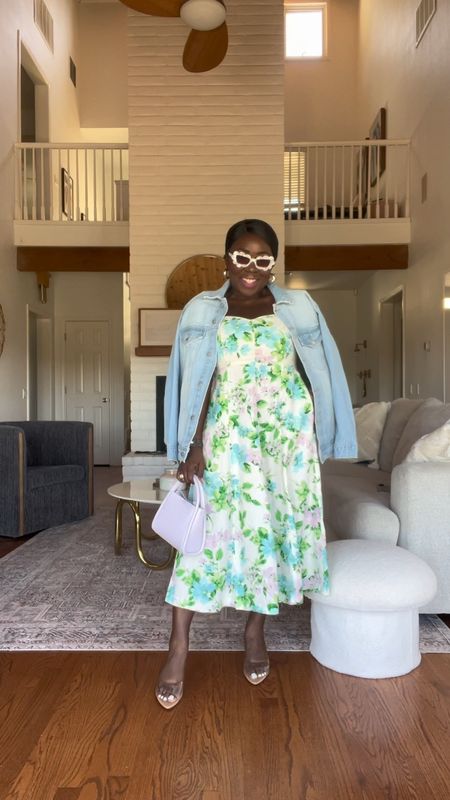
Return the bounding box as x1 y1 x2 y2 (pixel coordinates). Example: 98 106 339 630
1 651 450 799
2 467 450 797
0 532 38 558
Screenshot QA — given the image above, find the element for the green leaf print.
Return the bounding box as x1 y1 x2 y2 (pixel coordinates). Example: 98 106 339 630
296 481 310 503
212 434 227 455
242 492 261 506
240 592 256 609
203 549 214 559
212 485 231 511
213 572 227 591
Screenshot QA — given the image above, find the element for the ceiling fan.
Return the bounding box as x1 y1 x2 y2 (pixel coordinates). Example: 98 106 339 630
119 0 228 73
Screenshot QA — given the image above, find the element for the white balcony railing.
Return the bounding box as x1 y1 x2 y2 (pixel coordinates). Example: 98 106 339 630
15 143 129 223
284 140 410 222
15 140 410 231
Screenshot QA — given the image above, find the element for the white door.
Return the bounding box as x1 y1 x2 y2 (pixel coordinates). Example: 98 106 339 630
379 291 404 401
65 320 111 464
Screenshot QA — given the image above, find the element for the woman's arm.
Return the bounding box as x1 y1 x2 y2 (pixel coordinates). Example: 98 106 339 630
176 378 213 485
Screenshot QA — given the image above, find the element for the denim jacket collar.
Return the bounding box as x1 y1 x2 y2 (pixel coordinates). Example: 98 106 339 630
203 282 229 300
270 284 293 305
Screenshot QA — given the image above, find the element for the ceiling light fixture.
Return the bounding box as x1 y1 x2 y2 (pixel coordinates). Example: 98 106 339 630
180 0 226 31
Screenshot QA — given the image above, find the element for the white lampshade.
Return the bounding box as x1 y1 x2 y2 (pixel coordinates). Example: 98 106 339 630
180 0 226 31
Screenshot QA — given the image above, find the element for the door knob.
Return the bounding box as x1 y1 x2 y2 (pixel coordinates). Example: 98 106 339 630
102 397 110 403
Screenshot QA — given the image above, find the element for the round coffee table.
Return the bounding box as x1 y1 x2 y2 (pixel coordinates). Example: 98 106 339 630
107 480 176 570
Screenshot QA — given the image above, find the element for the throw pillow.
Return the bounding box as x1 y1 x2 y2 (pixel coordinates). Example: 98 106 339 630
392 398 450 468
354 402 391 467
404 419 450 462
377 398 423 473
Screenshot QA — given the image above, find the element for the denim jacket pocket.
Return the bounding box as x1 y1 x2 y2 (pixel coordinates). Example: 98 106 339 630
298 325 322 348
181 326 206 345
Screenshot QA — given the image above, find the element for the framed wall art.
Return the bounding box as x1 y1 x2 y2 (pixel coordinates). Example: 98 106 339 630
61 167 74 219
136 308 181 356
355 141 369 205
369 107 387 187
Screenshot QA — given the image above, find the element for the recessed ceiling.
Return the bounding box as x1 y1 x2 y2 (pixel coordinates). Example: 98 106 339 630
285 270 375 292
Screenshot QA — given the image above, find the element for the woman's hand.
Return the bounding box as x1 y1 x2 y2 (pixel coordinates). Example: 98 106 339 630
177 445 206 485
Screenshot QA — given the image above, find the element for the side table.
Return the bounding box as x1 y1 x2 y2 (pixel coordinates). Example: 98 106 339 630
107 480 175 570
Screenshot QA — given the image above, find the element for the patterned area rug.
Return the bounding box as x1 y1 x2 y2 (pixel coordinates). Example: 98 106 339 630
1 504 450 653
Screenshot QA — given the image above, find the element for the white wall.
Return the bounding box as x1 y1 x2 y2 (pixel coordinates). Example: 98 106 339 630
309 289 357 402
0 0 81 420
53 271 125 464
355 0 450 403
285 0 359 141
78 1 128 128
127 0 285 452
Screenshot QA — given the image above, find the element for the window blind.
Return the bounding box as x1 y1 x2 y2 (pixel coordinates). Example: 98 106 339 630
284 149 305 208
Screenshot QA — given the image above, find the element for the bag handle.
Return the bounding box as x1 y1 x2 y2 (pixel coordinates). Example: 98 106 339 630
168 474 205 510
179 475 206 553
191 474 206 510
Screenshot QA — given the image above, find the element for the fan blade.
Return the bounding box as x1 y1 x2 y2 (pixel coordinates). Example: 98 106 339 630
119 0 183 16
183 22 228 73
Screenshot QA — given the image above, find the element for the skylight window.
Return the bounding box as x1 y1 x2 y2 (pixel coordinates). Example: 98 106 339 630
285 3 327 59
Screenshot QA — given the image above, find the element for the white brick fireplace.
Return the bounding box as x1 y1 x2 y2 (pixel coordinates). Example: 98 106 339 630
123 0 285 479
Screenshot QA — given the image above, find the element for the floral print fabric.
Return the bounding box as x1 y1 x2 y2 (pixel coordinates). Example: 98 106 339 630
166 315 329 615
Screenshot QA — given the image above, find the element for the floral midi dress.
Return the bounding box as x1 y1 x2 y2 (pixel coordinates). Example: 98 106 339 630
166 314 329 615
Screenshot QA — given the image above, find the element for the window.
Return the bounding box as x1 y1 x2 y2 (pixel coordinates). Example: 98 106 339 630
285 3 327 59
284 149 306 213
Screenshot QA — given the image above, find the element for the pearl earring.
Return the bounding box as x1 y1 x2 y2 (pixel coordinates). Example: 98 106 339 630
269 273 276 284
223 269 229 278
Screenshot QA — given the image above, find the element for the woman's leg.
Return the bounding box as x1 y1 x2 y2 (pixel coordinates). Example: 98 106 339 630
244 611 270 683
156 606 194 703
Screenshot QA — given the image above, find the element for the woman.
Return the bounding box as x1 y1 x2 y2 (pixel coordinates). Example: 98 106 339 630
156 219 356 709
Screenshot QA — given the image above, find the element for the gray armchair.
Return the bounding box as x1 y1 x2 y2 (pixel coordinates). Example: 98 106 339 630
0 421 93 538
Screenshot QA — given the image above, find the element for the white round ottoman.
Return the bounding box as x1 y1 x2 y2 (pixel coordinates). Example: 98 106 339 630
305 540 437 679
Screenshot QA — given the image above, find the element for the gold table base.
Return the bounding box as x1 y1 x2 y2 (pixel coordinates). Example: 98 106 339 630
114 498 175 570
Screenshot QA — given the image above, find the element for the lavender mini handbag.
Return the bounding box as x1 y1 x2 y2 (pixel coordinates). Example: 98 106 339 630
151 474 206 556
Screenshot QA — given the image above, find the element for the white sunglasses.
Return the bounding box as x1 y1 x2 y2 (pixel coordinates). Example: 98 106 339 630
228 250 276 272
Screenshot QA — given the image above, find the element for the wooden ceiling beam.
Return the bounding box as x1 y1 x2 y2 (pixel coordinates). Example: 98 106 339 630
285 244 408 271
17 247 129 272
16 244 408 276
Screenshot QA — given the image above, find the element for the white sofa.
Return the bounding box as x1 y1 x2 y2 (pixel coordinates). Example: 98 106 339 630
321 398 450 613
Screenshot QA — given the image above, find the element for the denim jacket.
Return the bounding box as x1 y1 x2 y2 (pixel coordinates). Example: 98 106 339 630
164 282 357 463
